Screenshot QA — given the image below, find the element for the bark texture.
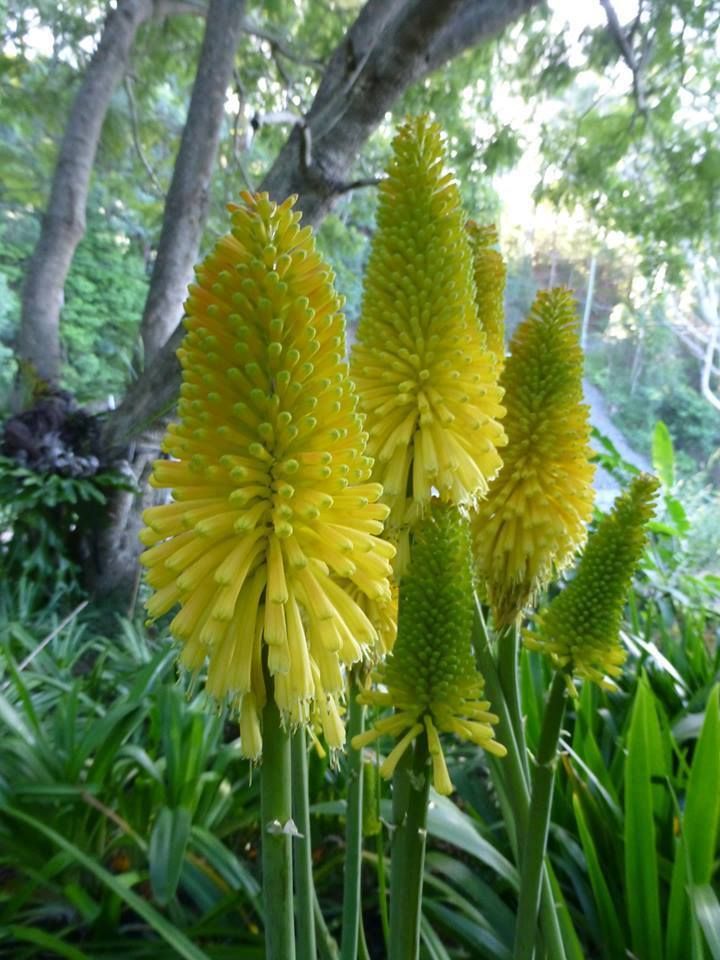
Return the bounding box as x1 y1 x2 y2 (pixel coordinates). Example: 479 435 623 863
16 0 204 389
140 0 246 362
92 0 245 598
96 0 541 598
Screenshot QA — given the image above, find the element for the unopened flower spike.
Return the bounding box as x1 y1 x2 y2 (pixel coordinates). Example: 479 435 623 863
139 191 395 760
474 287 596 625
350 116 507 570
467 221 506 368
525 473 660 689
353 502 506 796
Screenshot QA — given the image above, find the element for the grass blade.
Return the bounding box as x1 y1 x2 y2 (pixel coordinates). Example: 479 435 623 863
572 793 625 960
667 685 720 960
1 805 211 960
6 925 93 959
624 677 665 960
691 885 720 960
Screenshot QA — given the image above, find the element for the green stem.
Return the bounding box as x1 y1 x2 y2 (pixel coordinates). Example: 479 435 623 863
291 727 317 960
473 608 530 828
497 621 529 780
389 734 431 960
472 599 567 960
377 826 390 953
513 670 568 960
341 671 366 960
261 689 296 960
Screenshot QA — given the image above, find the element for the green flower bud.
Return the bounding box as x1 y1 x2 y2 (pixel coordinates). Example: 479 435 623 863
525 473 660 687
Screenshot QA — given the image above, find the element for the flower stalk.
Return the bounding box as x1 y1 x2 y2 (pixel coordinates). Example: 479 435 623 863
341 669 366 960
389 734 431 960
291 727 316 960
513 670 568 960
472 599 568 960
261 688 296 960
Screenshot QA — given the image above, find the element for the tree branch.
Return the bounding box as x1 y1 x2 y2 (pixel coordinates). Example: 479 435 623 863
152 0 207 17
124 76 164 196
239 15 324 68
424 0 538 75
599 0 648 114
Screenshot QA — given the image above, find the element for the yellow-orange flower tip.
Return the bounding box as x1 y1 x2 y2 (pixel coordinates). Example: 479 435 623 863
467 221 506 368
352 502 505 796
525 473 660 688
474 287 596 625
350 116 507 551
139 191 395 759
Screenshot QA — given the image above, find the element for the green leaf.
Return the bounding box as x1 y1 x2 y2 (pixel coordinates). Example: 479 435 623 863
420 914 453 960
572 793 625 960
691 885 720 960
624 677 665 960
425 792 518 888
424 900 512 959
7 925 93 960
652 421 675 488
190 825 261 905
0 805 211 960
149 806 193 906
667 686 720 960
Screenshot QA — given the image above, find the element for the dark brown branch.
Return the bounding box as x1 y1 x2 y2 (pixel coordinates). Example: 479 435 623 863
139 0 247 363
599 0 648 114
124 76 164 196
334 176 382 195
424 0 539 75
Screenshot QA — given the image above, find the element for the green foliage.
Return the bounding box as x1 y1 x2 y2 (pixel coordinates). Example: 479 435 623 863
0 606 264 958
0 208 149 408
0 455 134 606
536 1 720 263
585 304 720 475
60 211 149 403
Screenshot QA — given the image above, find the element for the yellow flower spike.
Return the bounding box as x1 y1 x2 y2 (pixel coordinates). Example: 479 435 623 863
353 502 505 796
350 117 507 554
525 473 660 688
140 191 395 758
474 287 596 625
467 221 506 368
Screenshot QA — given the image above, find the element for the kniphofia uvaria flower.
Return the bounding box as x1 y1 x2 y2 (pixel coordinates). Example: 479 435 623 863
140 192 395 759
474 288 595 624
350 116 507 568
525 472 660 687
467 221 506 369
353 502 506 795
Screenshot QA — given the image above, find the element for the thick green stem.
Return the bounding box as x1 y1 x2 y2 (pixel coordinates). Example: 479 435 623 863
513 670 568 960
472 599 567 960
291 727 317 960
473 609 530 828
497 621 529 780
261 691 296 960
341 672 366 960
389 734 431 960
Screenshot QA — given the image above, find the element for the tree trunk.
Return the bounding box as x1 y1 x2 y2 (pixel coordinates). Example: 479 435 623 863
140 0 247 362
92 0 246 598
96 0 541 599
15 0 204 393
